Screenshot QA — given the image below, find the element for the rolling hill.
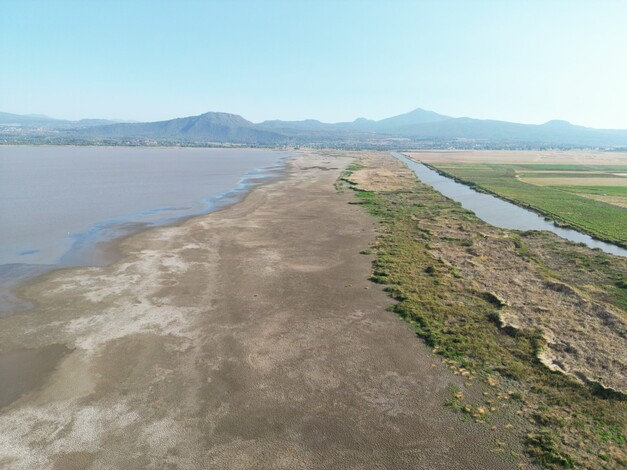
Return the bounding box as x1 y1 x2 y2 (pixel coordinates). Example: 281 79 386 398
76 112 284 144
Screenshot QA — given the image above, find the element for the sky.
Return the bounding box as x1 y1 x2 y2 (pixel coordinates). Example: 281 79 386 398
1 0 627 128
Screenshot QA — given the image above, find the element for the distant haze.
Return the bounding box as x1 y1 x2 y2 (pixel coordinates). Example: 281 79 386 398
1 1 627 128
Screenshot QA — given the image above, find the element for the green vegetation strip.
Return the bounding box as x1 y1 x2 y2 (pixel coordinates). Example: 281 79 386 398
428 163 627 247
340 167 626 469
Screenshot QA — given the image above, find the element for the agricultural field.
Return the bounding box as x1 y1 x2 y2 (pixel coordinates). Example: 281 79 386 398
409 150 627 166
424 162 627 247
516 168 627 209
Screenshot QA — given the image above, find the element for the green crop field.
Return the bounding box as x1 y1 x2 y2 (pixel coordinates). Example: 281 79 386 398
428 163 627 247
558 186 627 196
521 164 627 172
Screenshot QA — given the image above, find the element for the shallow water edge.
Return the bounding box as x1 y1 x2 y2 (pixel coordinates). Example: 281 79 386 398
0 152 291 318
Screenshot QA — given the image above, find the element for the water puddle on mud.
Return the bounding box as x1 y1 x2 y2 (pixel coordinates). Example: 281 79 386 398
0 344 71 409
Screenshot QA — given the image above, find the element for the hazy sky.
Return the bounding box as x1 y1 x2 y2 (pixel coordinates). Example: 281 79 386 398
2 0 626 128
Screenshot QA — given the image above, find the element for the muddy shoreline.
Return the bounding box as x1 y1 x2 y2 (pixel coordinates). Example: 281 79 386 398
0 159 290 409
0 158 288 319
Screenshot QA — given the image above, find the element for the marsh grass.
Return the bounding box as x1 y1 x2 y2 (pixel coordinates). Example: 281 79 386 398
347 177 626 469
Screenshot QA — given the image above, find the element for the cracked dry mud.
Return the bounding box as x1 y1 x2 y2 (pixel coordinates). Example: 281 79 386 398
0 153 520 469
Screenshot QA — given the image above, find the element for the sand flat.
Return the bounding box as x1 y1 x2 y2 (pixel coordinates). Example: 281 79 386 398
0 152 519 469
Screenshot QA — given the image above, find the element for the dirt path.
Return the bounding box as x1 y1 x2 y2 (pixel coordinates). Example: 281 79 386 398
0 153 518 469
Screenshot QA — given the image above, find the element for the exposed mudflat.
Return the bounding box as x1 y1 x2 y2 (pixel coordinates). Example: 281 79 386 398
0 153 520 469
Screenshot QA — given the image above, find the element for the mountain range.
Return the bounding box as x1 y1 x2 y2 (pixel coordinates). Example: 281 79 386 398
0 112 132 129
3 108 627 148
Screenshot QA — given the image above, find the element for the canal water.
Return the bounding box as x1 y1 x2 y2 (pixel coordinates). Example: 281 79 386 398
393 152 626 258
